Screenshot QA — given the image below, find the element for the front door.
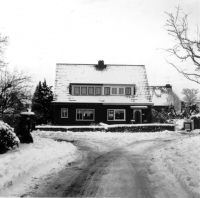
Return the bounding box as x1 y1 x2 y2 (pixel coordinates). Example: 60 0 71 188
133 110 142 123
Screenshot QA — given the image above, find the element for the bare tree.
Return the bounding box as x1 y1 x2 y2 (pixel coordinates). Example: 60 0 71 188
0 68 32 121
165 7 200 83
0 33 8 69
181 88 198 104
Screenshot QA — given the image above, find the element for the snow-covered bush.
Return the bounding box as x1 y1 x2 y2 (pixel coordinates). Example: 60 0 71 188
0 121 20 154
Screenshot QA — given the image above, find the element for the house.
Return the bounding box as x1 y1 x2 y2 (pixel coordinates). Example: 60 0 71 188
52 61 153 125
196 100 200 110
149 84 173 112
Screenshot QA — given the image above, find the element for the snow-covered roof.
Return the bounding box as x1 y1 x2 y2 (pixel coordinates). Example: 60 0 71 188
53 63 152 104
150 86 173 106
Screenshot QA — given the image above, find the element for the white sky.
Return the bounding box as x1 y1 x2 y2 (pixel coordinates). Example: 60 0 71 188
0 0 199 98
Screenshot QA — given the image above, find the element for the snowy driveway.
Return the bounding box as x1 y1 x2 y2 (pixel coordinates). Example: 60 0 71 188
1 130 199 198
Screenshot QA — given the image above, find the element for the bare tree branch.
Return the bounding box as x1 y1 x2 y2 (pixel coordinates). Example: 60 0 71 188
0 68 33 118
164 7 200 83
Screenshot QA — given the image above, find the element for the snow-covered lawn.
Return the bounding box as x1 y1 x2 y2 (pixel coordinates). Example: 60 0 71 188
151 130 200 198
0 129 199 197
0 133 80 194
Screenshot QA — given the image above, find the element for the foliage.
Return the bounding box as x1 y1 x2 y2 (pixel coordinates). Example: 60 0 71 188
0 68 32 127
181 88 199 104
180 101 199 119
32 79 53 124
0 121 19 154
152 104 177 123
165 7 200 84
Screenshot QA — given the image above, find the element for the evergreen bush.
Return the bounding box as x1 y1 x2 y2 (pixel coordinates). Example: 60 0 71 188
0 121 20 154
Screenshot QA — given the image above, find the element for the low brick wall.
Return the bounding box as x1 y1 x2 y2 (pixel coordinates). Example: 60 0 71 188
36 124 175 133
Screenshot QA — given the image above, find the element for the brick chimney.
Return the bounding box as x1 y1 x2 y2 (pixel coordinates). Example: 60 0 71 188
95 60 107 71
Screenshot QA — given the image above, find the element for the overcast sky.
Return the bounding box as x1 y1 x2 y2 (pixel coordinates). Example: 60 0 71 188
0 0 199 98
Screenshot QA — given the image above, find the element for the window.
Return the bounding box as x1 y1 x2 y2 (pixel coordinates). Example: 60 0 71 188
95 87 101 95
112 88 117 95
125 87 131 95
107 109 125 121
61 108 68 118
74 87 80 95
88 87 94 95
119 88 124 95
81 87 87 95
108 110 114 120
76 109 95 121
104 87 110 95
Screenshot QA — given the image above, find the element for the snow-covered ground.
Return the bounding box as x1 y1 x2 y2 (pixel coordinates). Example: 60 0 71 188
0 133 80 195
150 130 200 198
0 128 199 197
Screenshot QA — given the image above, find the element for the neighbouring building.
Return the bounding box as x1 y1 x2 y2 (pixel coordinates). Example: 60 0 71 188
196 100 200 110
52 61 153 125
149 84 174 112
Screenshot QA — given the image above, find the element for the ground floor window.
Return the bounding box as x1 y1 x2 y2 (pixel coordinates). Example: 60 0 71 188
61 108 68 118
76 109 95 121
107 109 125 121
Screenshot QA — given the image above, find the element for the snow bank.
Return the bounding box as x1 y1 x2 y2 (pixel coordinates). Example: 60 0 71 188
190 113 200 118
152 135 200 198
0 133 79 192
0 121 20 152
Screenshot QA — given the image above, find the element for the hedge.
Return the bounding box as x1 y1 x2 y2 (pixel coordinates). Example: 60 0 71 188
36 124 175 133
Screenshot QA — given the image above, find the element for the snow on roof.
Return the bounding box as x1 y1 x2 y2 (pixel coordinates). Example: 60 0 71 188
53 63 152 104
150 86 173 106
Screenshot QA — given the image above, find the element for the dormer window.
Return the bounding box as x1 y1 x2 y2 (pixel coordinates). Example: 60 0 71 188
95 87 101 95
81 87 87 95
71 84 135 96
112 88 117 95
104 87 110 95
119 88 124 95
125 87 131 95
74 87 80 95
88 87 94 95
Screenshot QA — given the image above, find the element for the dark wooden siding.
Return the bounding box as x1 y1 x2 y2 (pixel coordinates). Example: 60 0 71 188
52 103 152 126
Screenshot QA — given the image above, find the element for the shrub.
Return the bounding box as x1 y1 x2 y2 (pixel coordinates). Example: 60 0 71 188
0 121 20 154
36 124 175 132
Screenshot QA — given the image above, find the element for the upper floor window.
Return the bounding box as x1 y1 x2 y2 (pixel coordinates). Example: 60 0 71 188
95 87 101 95
125 87 131 95
119 88 124 95
74 87 80 95
104 87 110 95
88 87 94 95
112 88 117 95
72 84 135 96
81 87 87 95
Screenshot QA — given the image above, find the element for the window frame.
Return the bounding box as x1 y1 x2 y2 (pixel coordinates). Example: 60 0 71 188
88 87 94 95
111 87 117 95
95 87 102 95
107 109 126 121
74 86 80 95
81 87 87 95
119 87 125 95
125 87 132 95
76 109 95 121
104 87 110 95
61 108 68 118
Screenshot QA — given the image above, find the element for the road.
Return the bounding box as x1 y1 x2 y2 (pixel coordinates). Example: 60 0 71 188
22 134 189 198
